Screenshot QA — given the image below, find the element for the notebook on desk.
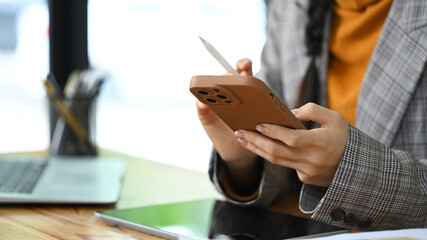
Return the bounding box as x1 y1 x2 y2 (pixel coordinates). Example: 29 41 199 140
0 155 125 204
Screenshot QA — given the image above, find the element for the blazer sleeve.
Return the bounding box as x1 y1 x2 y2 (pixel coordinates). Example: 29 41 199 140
207 0 297 207
209 147 295 206
299 125 427 230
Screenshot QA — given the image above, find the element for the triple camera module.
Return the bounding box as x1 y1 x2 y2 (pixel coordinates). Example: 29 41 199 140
196 89 233 105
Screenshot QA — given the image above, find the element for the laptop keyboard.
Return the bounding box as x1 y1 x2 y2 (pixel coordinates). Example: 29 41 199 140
0 157 47 193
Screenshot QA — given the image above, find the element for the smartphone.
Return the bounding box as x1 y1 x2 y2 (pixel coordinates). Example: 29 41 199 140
190 75 306 131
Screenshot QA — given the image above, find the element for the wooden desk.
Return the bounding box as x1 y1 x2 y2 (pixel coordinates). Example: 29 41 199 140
0 150 304 239
0 150 220 239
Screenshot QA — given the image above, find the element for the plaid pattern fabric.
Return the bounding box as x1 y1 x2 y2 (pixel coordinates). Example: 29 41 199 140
208 0 427 230
209 150 292 206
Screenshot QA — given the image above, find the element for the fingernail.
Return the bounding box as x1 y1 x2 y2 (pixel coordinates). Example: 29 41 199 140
237 137 248 147
291 109 299 116
256 124 268 134
234 131 245 138
242 58 251 64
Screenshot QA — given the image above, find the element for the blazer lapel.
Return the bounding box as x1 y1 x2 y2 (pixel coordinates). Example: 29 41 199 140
281 0 311 108
282 0 332 109
356 0 427 146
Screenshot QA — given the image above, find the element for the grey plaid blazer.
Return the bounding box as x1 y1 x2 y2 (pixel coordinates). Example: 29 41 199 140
209 0 427 230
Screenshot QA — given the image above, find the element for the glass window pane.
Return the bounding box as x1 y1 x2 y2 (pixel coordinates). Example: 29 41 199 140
0 0 49 154
89 0 266 172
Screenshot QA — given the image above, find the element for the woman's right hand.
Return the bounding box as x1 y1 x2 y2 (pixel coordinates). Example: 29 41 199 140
195 58 261 190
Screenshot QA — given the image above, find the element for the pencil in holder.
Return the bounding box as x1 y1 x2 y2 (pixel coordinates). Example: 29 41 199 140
49 97 98 156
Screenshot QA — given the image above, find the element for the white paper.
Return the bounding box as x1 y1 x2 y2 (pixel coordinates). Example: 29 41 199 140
294 228 427 240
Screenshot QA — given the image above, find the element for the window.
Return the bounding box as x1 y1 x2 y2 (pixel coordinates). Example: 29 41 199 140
89 0 266 172
0 0 49 153
0 0 266 173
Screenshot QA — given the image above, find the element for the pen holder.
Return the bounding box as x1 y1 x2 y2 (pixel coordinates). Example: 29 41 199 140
49 97 98 156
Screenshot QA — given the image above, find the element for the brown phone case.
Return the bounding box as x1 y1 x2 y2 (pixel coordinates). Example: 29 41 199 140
190 75 306 131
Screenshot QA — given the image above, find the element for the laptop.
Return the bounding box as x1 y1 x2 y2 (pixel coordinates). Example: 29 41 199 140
0 155 125 204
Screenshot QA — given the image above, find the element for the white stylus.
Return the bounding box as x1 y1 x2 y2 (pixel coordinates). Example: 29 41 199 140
199 36 239 76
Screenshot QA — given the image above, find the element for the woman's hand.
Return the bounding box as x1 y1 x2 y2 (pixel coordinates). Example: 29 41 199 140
195 58 255 163
195 58 260 190
234 103 350 187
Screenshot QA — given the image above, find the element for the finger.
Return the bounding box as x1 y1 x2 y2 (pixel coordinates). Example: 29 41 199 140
235 130 301 162
236 58 253 76
195 99 210 115
195 100 224 126
237 136 301 170
255 124 320 148
292 103 344 127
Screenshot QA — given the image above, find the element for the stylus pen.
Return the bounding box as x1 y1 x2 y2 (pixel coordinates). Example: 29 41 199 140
199 36 239 76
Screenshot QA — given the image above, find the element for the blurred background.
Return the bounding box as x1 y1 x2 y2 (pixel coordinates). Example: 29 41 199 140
0 0 267 172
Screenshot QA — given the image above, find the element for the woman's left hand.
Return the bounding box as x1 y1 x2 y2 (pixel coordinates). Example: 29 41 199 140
234 103 350 187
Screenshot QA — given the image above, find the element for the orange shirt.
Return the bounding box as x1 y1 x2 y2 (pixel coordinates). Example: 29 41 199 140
327 0 393 125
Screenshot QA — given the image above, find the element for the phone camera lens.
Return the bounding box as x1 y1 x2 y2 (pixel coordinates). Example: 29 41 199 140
217 94 228 99
206 98 217 103
269 93 274 99
198 90 209 95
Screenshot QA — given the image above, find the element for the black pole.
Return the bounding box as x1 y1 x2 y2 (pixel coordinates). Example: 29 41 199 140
48 0 89 91
48 0 89 142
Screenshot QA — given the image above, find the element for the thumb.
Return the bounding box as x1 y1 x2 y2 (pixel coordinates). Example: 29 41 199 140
292 103 341 127
236 58 253 76
196 99 213 117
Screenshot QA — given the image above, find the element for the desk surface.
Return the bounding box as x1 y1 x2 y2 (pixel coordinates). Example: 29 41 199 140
0 150 304 240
